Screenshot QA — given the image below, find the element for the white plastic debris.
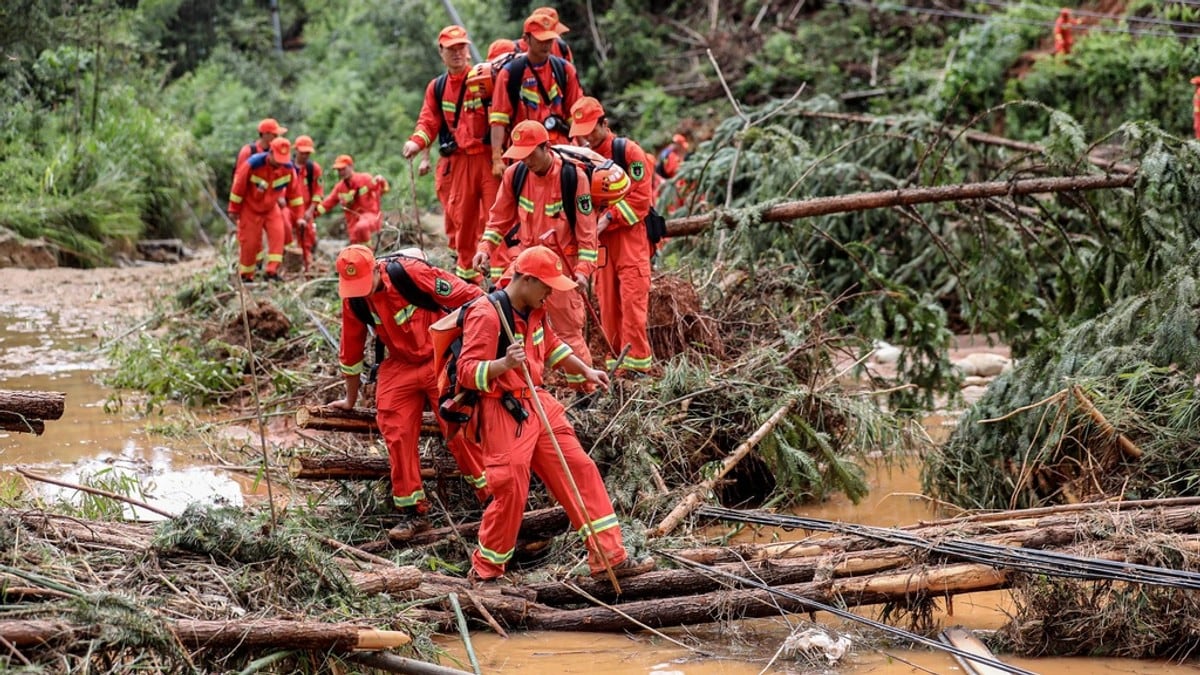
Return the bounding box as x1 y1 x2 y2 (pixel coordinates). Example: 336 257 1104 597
780 628 852 663
872 340 902 364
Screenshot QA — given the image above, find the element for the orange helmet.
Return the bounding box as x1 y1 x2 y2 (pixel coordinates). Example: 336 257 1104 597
466 62 495 101
589 161 631 206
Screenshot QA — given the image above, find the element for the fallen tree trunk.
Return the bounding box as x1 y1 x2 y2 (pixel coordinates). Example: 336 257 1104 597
665 173 1138 237
0 415 45 434
296 405 439 436
1 618 410 651
289 455 460 481
0 390 65 435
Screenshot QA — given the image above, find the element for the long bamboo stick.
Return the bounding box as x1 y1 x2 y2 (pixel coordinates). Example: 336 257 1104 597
650 397 798 537
665 173 1137 237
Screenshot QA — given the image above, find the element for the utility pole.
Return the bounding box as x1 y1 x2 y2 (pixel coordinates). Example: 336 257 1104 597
439 0 483 62
270 0 283 53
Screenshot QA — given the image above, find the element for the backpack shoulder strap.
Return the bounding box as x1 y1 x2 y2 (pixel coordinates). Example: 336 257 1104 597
305 160 315 196
383 258 444 312
559 155 578 233
504 55 528 119
612 137 628 171
434 73 451 143
347 297 374 329
548 55 567 97
487 290 515 358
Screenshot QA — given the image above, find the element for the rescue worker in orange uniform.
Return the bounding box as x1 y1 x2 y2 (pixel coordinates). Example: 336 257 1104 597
489 12 585 175
488 38 519 61
655 133 690 213
235 118 288 174
228 137 304 282
1053 8 1076 56
457 245 654 583
514 7 573 63
332 245 488 540
403 26 500 284
290 135 323 272
315 155 390 245
1191 76 1200 140
569 97 654 376
472 121 599 390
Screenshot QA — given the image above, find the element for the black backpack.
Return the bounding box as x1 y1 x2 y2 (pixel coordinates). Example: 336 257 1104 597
503 54 569 120
346 253 449 382
502 147 587 247
611 137 667 250
437 290 516 431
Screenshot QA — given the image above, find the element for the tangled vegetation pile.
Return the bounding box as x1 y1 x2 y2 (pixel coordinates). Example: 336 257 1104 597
925 248 1200 510
0 505 438 672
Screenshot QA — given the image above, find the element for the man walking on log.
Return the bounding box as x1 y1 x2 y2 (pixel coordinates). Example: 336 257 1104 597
331 245 488 540
457 245 653 583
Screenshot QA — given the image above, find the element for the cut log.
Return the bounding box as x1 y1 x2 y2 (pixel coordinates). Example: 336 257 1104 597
0 390 65 421
343 563 423 595
356 506 569 553
0 414 45 435
651 398 798 537
296 405 439 436
345 651 475 675
289 455 460 481
665 173 1138 238
0 618 409 651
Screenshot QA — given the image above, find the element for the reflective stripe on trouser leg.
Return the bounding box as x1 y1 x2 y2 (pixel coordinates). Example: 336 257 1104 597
375 358 428 509
472 397 536 579
546 289 593 390
237 211 266 277
263 205 286 274
527 391 627 574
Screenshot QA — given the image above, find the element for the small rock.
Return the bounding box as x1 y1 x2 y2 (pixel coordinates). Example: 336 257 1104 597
873 340 902 364
953 352 1011 377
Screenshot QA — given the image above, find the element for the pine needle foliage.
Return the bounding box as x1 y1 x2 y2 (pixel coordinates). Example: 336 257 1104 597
925 247 1200 509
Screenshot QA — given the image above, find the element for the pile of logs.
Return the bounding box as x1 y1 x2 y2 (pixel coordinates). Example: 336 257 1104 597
0 390 65 435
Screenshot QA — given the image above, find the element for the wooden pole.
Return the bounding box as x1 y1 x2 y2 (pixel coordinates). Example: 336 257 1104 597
346 652 475 675
651 397 798 537
295 405 439 436
0 390 65 421
665 173 1138 237
1071 385 1143 459
288 455 459 481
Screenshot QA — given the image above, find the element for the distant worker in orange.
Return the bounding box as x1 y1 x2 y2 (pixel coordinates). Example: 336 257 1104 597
1191 76 1200 140
332 245 487 540
291 135 323 273
403 25 499 283
1053 8 1076 56
489 12 585 174
228 137 304 282
235 118 288 174
456 245 653 584
656 133 690 214
515 7 573 62
473 120 599 391
315 155 390 245
568 97 654 377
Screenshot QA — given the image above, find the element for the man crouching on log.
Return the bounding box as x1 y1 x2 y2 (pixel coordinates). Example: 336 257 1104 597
331 245 489 541
457 246 654 584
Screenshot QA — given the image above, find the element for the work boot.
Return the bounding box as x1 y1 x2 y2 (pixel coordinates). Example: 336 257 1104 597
466 567 503 589
264 271 282 283
590 555 656 580
387 507 431 543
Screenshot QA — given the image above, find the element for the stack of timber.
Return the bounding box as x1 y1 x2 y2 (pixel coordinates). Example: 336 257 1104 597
0 390 65 435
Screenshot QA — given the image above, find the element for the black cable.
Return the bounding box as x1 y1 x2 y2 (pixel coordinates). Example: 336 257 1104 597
656 550 1040 675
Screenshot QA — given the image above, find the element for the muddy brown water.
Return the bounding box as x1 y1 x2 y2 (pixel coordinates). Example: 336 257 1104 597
3 274 1198 673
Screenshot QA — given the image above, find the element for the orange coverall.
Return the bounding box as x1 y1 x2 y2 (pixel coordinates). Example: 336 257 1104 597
340 257 487 507
457 295 630 579
317 173 390 244
478 156 598 387
1192 86 1200 140
489 58 584 145
590 134 654 374
1053 14 1074 55
410 71 500 282
228 153 304 279
292 159 324 267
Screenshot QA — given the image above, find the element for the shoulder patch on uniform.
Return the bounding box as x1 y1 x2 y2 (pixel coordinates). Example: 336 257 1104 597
435 277 453 297
630 161 645 181
577 194 593 215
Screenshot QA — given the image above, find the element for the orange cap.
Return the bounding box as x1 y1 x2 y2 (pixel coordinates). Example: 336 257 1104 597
269 137 291 164
1191 76 1200 85
568 96 605 138
336 245 377 298
533 7 570 34
524 12 559 42
438 25 471 48
332 154 354 169
294 135 315 153
258 118 287 135
487 38 518 61
515 246 576 291
672 133 689 150
503 120 549 160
